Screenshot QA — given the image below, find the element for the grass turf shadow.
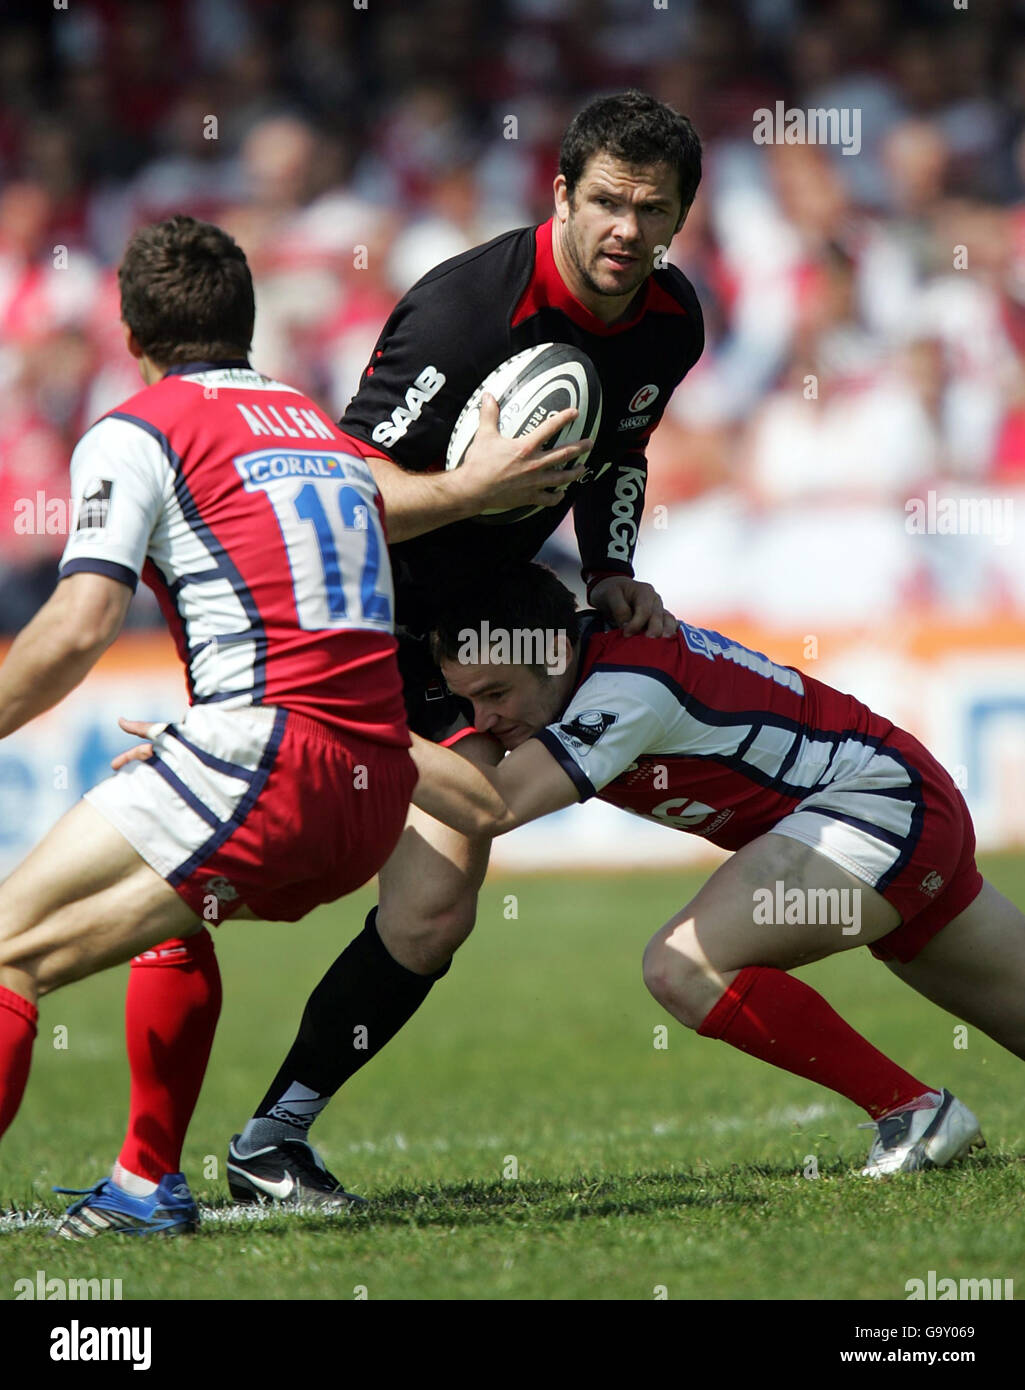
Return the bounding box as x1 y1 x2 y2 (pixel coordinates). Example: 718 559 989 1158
192 1167 810 1234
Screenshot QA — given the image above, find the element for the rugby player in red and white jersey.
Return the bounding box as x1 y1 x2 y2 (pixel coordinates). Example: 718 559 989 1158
0 214 438 1235
404 562 1025 1175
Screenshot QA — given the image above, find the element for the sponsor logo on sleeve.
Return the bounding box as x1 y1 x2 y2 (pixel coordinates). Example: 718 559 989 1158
75 478 113 530
557 709 618 751
607 464 645 560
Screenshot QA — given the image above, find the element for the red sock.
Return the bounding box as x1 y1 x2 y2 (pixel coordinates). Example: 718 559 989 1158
117 931 222 1182
0 985 39 1141
697 966 929 1119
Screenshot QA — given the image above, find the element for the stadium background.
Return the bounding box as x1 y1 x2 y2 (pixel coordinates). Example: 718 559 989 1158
2 0 1025 874
2 1 1025 1316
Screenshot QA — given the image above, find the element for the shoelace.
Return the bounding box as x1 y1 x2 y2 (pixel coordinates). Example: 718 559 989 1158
857 1113 908 1149
53 1179 194 1218
52 1181 112 1214
858 1093 942 1146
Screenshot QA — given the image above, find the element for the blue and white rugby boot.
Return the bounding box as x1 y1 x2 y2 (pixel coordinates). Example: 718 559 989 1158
859 1089 984 1177
53 1172 199 1238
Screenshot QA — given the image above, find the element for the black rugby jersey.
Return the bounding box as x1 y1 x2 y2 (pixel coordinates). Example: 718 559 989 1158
339 217 704 630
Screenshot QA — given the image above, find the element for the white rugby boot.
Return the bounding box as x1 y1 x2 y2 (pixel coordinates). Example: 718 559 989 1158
859 1089 984 1177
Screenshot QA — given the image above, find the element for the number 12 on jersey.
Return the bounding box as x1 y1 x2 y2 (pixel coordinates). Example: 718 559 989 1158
234 449 393 631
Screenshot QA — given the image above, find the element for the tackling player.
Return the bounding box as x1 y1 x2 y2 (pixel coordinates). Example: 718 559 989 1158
112 90 708 1210
405 562 1023 1176
0 214 424 1236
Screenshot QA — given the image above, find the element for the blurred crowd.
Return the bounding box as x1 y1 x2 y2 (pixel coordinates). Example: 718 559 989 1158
3 0 1025 631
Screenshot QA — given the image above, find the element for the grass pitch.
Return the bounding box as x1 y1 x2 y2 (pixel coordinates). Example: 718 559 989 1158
2 856 1024 1301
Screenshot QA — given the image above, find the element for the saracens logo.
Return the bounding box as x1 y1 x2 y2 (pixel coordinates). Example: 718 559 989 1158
628 384 659 413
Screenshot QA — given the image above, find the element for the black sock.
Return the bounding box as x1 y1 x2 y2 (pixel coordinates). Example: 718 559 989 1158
252 908 450 1128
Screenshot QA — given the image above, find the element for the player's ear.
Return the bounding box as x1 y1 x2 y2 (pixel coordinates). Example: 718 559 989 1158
122 322 144 360
553 174 570 223
674 201 691 236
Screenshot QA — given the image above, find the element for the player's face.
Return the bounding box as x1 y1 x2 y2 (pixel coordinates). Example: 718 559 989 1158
440 659 566 751
554 154 686 306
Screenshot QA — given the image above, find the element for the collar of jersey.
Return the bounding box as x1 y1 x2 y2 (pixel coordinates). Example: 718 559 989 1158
161 358 253 377
515 220 649 336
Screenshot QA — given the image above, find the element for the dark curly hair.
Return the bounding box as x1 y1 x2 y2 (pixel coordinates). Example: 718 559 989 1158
430 563 581 675
118 214 255 367
559 90 702 212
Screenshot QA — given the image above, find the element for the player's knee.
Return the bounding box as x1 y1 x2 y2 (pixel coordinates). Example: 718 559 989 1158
34 950 72 996
642 937 710 1029
380 892 478 958
34 969 57 998
0 951 46 1005
423 895 478 952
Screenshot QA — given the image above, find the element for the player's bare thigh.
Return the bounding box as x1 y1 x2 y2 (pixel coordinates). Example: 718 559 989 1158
0 799 202 1002
376 733 499 973
643 831 901 1027
883 880 1025 1056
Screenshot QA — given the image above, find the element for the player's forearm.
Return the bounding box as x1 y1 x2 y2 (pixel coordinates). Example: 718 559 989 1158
409 735 517 838
0 584 123 738
370 455 478 543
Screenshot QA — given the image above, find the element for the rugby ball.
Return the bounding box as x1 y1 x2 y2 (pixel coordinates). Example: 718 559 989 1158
445 342 602 523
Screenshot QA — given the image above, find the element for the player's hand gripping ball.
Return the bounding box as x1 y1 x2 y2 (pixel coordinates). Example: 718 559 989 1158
446 342 602 522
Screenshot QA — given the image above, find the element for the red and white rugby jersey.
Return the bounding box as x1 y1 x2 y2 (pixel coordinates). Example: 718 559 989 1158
535 616 924 854
59 360 408 746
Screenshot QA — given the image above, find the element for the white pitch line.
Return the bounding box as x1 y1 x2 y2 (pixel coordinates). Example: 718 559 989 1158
0 1204 348 1233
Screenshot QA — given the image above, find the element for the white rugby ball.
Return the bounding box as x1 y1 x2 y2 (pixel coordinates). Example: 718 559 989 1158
445 342 602 523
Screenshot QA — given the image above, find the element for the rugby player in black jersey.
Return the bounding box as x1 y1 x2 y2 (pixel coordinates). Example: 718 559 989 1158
79 92 707 1223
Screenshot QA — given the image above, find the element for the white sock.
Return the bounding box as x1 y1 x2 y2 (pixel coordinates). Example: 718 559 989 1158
111 1160 158 1197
